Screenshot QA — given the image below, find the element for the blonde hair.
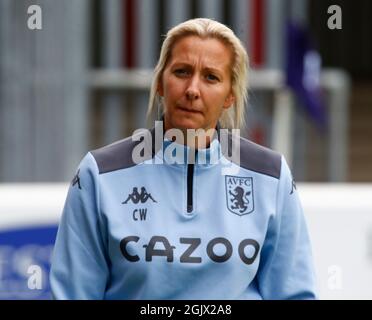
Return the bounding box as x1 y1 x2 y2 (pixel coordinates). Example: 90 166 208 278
147 18 249 129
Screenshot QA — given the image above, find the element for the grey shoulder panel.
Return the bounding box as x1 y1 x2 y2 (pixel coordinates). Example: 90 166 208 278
90 137 137 174
91 134 154 174
226 135 282 179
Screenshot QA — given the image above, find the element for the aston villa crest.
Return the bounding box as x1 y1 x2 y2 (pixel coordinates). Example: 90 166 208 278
225 175 254 216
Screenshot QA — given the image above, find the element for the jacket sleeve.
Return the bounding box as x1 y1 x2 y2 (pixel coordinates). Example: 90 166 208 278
256 156 318 299
50 152 109 299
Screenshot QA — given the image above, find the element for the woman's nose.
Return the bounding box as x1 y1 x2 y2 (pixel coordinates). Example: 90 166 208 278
185 76 200 100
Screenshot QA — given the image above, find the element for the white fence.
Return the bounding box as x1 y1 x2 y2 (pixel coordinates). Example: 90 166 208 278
299 184 372 300
1 183 372 299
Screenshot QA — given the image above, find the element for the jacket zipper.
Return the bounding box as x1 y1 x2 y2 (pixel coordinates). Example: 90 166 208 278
186 163 194 213
186 149 197 213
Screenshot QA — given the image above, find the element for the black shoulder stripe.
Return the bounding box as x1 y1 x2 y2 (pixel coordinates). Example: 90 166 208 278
224 134 282 179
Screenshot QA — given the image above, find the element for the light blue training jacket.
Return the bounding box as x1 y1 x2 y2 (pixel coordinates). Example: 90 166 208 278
50 127 317 299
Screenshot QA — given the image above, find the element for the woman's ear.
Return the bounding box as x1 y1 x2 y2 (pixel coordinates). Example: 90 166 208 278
223 92 235 109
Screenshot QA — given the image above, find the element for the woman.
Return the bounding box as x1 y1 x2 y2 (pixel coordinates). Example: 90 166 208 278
50 18 317 299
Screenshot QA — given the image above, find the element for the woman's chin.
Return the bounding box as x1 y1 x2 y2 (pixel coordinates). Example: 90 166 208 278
166 116 203 131
176 120 202 131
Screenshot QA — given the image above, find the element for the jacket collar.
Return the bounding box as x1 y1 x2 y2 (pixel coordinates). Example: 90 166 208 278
149 121 222 167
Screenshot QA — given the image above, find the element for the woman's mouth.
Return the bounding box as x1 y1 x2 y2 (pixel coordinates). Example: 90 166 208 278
178 106 202 114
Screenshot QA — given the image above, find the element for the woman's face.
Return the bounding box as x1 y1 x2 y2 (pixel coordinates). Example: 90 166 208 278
159 35 235 132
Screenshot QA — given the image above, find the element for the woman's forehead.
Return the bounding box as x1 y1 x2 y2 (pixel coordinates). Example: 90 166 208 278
168 35 233 68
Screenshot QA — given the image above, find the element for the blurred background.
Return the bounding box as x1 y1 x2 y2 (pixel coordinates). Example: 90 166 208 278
0 0 371 299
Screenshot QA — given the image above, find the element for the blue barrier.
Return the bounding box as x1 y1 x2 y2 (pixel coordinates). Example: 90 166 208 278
0 225 58 299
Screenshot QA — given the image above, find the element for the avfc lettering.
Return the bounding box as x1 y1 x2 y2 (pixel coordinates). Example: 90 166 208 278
225 175 254 216
120 236 260 265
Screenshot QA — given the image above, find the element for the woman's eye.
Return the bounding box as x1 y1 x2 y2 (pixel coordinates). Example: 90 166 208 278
174 69 188 76
206 74 219 82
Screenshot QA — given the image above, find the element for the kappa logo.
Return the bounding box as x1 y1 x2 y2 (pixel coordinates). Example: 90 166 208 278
290 177 297 195
71 169 81 189
122 187 157 204
122 187 157 222
225 175 254 216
